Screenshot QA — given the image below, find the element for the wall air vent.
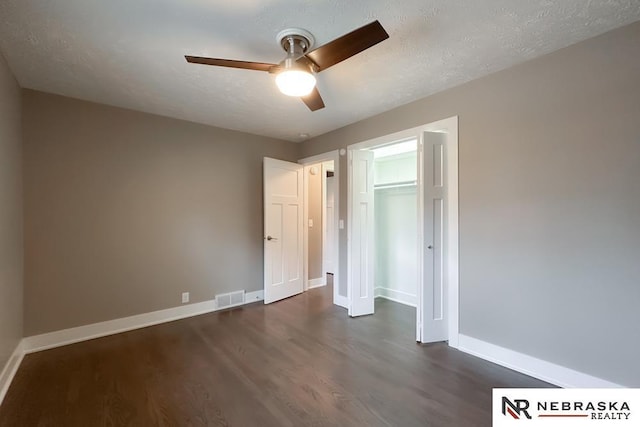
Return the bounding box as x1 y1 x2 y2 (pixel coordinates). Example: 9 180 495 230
216 290 245 309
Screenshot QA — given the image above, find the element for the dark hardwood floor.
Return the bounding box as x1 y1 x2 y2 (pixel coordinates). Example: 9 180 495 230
0 284 551 426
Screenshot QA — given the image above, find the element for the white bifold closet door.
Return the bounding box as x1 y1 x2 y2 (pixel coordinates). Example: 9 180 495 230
422 132 448 342
349 150 375 317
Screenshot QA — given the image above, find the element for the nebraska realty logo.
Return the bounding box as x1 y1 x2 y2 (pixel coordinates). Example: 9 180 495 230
493 389 640 426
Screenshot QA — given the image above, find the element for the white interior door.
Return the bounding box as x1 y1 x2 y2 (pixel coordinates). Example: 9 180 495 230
349 150 375 316
264 157 304 304
422 132 448 342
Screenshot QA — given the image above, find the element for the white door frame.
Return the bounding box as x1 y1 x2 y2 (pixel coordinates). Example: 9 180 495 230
298 150 343 307
347 116 459 346
321 161 334 276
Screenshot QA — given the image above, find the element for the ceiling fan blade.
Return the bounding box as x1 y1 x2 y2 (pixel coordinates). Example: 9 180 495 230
185 56 277 72
304 20 389 71
301 87 325 111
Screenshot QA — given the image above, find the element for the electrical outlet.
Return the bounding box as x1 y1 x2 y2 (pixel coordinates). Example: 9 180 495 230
309 219 314 227
181 292 189 304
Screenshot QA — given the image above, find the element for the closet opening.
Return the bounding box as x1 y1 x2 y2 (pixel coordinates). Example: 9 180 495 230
372 139 419 313
347 116 459 345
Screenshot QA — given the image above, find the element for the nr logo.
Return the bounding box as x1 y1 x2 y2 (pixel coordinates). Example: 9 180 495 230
502 397 532 420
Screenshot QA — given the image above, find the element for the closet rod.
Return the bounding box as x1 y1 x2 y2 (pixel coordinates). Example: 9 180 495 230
374 180 417 190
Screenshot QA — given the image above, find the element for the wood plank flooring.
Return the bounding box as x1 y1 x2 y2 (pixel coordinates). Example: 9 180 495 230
0 284 551 426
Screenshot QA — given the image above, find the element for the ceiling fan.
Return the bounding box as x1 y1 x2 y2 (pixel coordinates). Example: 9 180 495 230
185 21 389 111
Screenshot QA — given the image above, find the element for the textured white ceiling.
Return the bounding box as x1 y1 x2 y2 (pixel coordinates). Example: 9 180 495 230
1 1 639 141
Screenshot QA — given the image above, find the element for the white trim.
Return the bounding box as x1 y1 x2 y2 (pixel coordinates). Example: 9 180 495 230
443 117 460 348
308 277 326 288
22 290 264 354
245 290 265 304
458 334 624 388
0 340 25 406
321 161 331 277
299 150 340 307
302 163 311 291
416 134 424 341
298 151 339 166
321 163 327 280
375 287 417 307
347 149 353 314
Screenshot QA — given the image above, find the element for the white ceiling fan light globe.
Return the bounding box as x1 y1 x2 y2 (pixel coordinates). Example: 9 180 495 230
275 70 316 97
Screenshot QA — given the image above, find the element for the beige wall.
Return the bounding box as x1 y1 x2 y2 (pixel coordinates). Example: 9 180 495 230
22 90 299 335
307 164 323 280
0 54 23 368
300 22 640 386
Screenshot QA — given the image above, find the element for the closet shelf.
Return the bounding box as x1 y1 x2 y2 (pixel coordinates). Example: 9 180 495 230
374 180 417 190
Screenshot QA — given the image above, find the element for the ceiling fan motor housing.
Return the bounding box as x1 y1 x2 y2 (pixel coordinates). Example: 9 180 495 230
277 28 315 55
276 28 317 72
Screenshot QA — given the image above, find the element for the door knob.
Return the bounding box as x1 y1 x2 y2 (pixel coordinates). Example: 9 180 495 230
427 245 433 249
266 236 278 241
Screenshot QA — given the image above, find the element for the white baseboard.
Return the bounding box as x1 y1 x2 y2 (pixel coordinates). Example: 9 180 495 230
23 289 265 354
0 340 25 406
375 286 417 307
308 277 326 288
245 290 264 304
457 334 623 388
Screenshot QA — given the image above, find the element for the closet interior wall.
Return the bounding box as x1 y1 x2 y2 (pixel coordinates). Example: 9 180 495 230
373 149 418 307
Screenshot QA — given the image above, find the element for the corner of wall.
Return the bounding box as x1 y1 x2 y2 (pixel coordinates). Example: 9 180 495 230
0 50 25 406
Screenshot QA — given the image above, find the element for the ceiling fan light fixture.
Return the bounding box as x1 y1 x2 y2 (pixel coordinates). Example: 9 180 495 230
185 21 389 111
275 69 316 97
